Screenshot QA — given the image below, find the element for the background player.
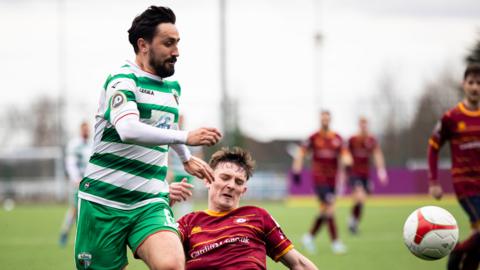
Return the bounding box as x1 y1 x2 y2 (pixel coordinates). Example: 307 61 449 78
428 63 480 270
58 121 92 247
347 116 388 234
291 110 349 254
74 6 221 270
178 147 318 270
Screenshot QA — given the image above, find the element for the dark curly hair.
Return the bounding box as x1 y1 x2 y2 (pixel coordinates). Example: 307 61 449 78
128 6 176 54
209 147 256 180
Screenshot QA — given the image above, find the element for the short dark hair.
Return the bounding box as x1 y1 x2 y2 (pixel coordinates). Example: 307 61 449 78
464 63 480 79
320 110 330 116
209 147 256 180
128 6 176 54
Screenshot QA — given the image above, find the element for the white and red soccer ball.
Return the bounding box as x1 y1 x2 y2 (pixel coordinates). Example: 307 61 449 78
403 206 459 260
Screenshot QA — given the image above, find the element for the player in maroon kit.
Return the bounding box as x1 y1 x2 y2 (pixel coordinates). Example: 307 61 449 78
291 110 349 254
347 117 388 234
177 147 317 270
428 64 480 270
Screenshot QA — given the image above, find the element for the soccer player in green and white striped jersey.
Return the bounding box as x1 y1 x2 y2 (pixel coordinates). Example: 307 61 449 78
74 6 221 270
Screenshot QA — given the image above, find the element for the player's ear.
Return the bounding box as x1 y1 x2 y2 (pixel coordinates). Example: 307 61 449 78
137 38 148 54
240 186 247 196
204 179 211 189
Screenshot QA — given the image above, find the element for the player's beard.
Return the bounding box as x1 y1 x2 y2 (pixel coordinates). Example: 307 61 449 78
149 48 176 78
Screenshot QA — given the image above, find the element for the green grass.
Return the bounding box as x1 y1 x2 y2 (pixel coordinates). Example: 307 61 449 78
0 196 470 270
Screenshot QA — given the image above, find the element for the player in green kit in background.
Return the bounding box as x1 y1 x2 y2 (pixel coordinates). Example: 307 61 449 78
59 121 92 247
74 6 221 270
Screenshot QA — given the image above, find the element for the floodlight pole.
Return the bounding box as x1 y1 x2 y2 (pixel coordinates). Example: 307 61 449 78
219 0 232 146
56 0 67 201
313 0 323 111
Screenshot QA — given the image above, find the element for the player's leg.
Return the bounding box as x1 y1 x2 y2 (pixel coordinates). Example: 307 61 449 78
301 186 329 253
323 191 346 254
130 202 183 270
74 199 130 270
349 178 368 234
447 195 480 270
136 231 184 270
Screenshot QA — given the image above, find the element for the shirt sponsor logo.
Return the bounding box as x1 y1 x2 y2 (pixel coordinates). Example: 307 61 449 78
139 88 154 95
190 236 250 258
459 141 480 150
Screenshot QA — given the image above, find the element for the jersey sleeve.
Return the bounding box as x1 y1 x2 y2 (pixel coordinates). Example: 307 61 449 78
104 76 139 126
177 215 189 243
301 134 314 150
262 209 293 261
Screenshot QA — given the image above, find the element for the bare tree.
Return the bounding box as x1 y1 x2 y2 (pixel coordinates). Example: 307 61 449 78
0 95 60 147
466 34 480 64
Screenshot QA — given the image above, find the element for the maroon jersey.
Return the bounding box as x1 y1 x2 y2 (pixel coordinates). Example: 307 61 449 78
348 135 378 178
303 131 343 186
178 206 293 270
428 102 480 198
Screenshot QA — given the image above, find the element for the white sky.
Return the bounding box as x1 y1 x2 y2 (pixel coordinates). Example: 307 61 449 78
1 0 479 143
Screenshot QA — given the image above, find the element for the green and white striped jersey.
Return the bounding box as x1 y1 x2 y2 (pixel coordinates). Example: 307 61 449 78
78 60 181 210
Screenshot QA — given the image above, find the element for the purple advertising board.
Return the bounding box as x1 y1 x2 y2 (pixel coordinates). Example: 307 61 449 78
288 168 454 195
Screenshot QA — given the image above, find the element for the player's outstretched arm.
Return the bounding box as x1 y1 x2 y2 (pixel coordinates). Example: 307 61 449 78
427 139 443 200
115 114 221 147
373 146 388 185
291 147 307 184
279 249 318 270
291 147 306 173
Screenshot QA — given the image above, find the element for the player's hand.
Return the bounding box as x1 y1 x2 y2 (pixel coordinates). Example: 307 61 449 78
292 173 301 185
183 156 215 183
429 183 443 200
169 179 194 206
186 128 222 146
377 168 388 186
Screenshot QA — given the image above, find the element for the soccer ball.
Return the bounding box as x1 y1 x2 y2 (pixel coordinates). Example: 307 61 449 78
403 206 459 260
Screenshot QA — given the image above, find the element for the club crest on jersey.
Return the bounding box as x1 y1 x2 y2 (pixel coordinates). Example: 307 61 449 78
457 121 466 132
234 218 247 224
77 252 92 268
172 89 179 105
111 92 126 110
191 226 202 234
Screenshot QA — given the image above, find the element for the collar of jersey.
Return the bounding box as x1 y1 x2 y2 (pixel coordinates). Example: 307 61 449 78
458 102 480 117
204 208 234 217
319 130 334 138
125 60 163 82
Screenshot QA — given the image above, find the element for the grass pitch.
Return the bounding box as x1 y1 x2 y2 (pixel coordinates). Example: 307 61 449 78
0 195 469 269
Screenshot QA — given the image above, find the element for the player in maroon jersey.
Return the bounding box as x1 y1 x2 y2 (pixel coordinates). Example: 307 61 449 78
291 110 349 254
177 147 317 270
427 64 480 270
347 117 388 234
